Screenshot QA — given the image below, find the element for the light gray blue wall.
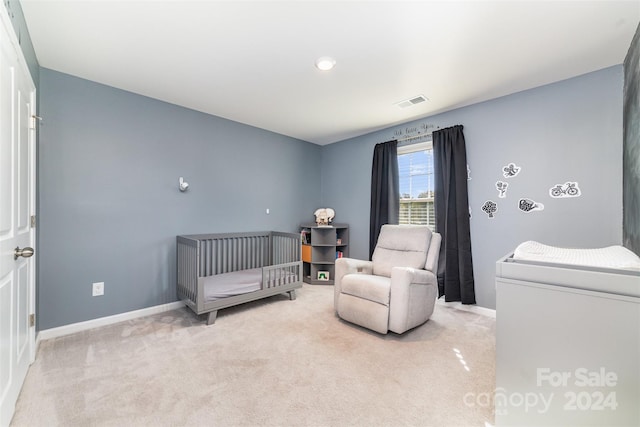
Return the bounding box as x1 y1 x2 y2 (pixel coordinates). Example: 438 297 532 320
322 66 624 309
36 65 625 325
38 68 321 329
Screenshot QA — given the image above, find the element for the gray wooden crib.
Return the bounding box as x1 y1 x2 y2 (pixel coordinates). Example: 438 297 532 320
177 231 302 325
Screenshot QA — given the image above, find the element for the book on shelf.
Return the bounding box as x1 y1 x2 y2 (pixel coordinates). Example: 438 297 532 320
300 230 311 245
335 251 343 259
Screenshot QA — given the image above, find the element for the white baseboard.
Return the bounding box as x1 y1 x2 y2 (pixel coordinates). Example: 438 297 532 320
35 298 494 342
437 298 496 318
37 301 186 341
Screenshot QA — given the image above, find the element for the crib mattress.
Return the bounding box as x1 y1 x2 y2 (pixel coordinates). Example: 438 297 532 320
203 268 263 302
202 267 299 302
513 240 640 270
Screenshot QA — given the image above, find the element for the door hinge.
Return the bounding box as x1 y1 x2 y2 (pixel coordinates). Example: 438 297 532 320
30 215 36 228
30 115 42 129
29 314 35 327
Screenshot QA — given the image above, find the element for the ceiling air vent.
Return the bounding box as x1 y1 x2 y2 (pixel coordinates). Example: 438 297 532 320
395 94 428 109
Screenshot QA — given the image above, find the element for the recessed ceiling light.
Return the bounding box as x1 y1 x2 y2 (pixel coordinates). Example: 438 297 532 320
315 56 336 71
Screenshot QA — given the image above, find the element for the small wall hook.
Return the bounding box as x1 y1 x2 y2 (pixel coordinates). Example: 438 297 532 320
179 177 189 192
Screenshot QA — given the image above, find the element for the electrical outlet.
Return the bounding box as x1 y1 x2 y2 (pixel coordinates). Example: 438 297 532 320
92 282 104 297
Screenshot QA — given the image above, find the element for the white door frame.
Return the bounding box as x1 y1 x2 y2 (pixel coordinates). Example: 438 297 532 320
27 77 36 363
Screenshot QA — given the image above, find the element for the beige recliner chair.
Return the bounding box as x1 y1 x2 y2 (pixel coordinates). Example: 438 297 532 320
334 224 441 334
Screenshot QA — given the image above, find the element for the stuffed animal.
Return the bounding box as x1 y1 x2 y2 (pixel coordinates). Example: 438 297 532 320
314 208 335 226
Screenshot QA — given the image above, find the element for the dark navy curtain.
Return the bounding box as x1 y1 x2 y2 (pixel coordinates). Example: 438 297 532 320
369 140 399 259
433 125 476 304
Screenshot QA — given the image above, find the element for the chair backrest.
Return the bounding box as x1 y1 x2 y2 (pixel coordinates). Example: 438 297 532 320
372 224 433 277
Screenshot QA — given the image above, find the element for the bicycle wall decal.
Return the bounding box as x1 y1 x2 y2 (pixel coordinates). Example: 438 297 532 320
549 181 582 198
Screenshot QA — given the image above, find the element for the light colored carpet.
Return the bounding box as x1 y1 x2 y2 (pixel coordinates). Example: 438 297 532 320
11 284 495 427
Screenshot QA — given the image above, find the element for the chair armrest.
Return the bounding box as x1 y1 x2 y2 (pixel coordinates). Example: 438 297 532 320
391 266 437 286
334 258 373 308
388 267 438 334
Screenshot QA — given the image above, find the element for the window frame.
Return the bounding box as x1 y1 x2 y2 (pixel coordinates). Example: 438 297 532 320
397 139 435 229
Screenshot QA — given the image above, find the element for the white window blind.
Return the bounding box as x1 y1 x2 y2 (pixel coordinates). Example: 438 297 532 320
398 141 435 230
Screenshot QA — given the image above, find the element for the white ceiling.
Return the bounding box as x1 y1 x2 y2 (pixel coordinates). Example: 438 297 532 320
20 0 640 145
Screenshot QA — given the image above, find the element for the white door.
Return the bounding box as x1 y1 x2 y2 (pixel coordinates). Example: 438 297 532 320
0 7 36 427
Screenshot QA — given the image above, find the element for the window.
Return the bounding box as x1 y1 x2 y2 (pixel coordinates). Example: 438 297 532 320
398 141 435 230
